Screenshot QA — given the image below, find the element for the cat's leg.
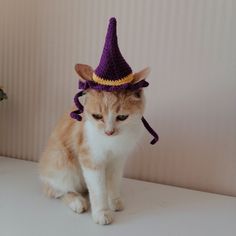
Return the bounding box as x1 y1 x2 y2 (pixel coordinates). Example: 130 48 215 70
107 158 125 211
82 165 114 225
43 183 88 213
39 147 88 214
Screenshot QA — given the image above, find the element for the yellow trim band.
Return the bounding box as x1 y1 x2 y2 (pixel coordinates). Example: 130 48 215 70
92 73 134 86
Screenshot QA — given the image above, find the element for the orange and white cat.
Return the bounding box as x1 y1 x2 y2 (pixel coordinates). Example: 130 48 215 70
39 64 150 224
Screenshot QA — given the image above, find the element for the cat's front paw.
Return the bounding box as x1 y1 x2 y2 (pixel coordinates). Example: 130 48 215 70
92 209 114 225
109 198 124 211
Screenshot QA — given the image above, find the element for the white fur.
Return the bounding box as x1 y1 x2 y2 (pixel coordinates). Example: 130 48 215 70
81 117 143 224
85 115 143 160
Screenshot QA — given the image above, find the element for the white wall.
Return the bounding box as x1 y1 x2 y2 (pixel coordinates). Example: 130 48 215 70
0 0 236 196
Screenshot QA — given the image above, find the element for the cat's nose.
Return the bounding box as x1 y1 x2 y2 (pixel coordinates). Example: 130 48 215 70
105 130 115 136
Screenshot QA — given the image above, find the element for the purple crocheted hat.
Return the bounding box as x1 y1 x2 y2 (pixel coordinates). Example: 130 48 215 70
71 17 159 144
93 17 133 87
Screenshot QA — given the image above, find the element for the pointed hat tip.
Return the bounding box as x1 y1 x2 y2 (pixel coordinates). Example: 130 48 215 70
109 17 117 24
106 17 117 40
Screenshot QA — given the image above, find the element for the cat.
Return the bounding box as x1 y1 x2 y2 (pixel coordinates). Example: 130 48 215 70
39 64 150 225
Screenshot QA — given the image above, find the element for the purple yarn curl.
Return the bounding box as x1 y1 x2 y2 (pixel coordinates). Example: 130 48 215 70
141 117 159 145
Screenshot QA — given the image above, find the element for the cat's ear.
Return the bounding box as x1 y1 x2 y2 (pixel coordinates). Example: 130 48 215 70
75 64 93 81
129 67 150 101
131 89 143 100
133 67 151 83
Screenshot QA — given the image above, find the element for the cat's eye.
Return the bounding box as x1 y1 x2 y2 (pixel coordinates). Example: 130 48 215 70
92 114 103 120
116 115 129 121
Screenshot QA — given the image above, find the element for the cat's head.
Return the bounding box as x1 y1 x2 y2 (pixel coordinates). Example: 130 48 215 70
75 64 150 137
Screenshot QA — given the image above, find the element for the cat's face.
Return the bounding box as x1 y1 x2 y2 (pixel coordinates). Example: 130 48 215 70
74 63 150 137
84 89 145 136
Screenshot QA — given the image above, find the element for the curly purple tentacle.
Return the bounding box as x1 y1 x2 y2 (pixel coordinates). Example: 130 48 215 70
141 116 159 145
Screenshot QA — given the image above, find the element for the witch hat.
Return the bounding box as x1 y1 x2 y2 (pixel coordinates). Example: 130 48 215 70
71 17 159 144
93 17 133 87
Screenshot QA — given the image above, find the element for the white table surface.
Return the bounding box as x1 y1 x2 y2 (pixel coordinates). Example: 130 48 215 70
0 156 236 236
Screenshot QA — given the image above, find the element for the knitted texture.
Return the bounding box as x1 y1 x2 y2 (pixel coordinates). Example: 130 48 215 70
94 17 133 86
78 79 149 92
93 73 133 86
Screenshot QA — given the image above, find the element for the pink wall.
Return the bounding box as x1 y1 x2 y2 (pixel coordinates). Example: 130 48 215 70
0 0 236 196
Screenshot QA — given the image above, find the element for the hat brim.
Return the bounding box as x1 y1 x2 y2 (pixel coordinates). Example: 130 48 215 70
79 79 149 92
